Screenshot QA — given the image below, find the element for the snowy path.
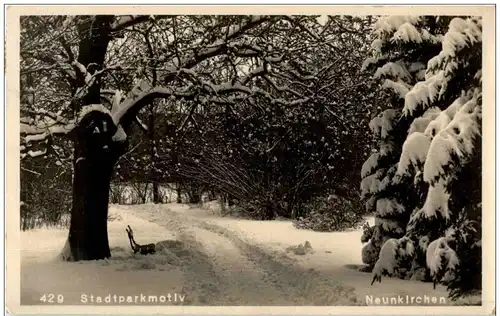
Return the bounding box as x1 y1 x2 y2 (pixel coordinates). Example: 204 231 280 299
155 204 449 303
126 204 361 305
21 203 449 306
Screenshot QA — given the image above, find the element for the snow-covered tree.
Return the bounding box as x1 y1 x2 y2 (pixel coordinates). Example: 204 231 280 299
399 16 482 299
362 15 483 300
360 16 447 272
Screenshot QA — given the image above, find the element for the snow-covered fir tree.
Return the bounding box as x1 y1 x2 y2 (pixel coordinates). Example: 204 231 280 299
360 16 447 275
361 15 483 300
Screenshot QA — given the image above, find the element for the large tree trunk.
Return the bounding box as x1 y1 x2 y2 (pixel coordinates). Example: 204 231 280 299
63 110 126 261
68 151 114 260
62 16 118 261
61 108 127 261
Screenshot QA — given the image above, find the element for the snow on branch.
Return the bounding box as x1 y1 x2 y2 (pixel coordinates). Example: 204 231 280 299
262 75 303 98
361 152 380 178
112 57 294 128
376 198 405 216
77 104 111 123
360 169 385 198
374 62 412 82
423 180 451 219
21 118 76 141
375 217 405 235
371 238 398 284
396 132 431 177
111 86 190 127
371 39 384 56
408 107 440 135
391 23 444 45
160 16 270 83
426 236 459 282
403 71 447 116
72 65 113 99
378 166 396 191
369 109 398 139
382 79 411 98
373 16 422 37
423 98 481 184
25 132 49 143
110 77 259 129
111 15 154 32
391 22 423 43
22 108 64 123
77 104 130 144
427 17 482 76
361 57 378 72
404 17 482 117
112 125 127 142
21 148 47 159
21 102 128 154
423 97 467 137
223 16 268 39
406 180 452 233
72 61 88 80
371 236 415 284
134 116 149 133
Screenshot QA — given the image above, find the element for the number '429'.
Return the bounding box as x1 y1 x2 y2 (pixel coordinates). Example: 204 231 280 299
40 294 64 303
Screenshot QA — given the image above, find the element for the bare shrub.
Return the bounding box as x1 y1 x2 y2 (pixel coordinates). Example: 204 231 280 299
293 195 365 232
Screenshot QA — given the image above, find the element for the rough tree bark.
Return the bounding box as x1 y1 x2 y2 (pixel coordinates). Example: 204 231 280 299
63 16 120 261
67 111 126 261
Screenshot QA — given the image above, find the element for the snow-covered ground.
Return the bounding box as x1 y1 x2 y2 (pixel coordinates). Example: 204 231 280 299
21 202 451 306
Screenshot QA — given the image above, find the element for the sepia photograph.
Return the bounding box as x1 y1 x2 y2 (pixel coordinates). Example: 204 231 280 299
5 4 495 315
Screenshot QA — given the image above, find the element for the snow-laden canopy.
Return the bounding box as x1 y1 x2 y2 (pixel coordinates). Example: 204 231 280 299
403 17 482 116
